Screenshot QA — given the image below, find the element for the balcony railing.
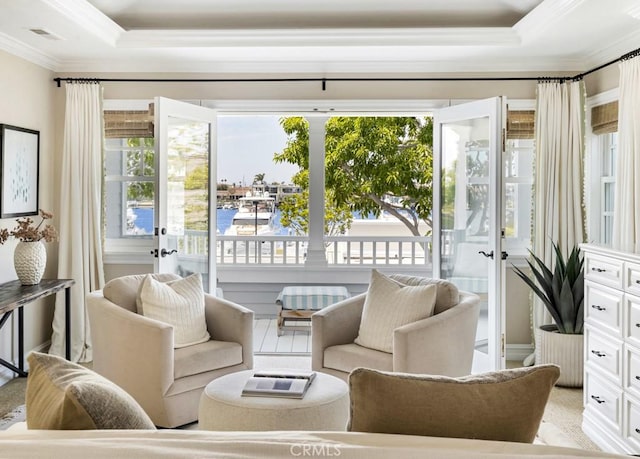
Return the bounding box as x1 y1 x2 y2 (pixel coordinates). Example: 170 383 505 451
180 232 432 266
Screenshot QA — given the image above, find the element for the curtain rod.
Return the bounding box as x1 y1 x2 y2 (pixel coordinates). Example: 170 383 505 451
53 46 640 90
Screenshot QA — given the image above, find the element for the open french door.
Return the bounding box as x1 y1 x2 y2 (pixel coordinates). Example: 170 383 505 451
154 97 217 293
432 97 507 372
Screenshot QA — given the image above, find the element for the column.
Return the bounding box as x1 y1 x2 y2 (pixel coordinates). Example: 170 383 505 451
305 116 328 267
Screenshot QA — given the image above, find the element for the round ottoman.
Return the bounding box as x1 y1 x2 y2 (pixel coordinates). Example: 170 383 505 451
198 370 349 431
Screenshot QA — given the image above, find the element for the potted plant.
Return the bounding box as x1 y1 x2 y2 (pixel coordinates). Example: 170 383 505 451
513 242 584 387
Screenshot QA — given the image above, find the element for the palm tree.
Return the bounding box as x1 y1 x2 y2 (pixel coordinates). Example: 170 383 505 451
253 173 266 184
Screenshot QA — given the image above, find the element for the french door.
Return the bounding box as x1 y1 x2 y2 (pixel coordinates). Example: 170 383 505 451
432 97 507 372
154 97 218 292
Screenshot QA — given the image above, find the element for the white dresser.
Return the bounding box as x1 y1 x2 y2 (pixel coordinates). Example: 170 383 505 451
581 244 640 454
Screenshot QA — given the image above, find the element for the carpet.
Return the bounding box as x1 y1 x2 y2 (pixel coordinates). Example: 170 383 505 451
0 405 25 431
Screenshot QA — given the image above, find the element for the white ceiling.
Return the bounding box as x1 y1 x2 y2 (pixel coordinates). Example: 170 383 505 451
1 0 639 74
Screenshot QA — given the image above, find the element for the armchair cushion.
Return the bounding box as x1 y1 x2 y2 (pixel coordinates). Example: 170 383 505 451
347 365 560 443
26 352 156 430
174 340 243 379
139 273 210 348
324 343 393 374
354 270 437 353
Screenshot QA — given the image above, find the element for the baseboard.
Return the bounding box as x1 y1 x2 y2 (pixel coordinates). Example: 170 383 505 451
506 344 534 362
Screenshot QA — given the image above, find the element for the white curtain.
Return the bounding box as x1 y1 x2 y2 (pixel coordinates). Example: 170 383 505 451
49 83 105 362
612 57 640 253
531 80 586 332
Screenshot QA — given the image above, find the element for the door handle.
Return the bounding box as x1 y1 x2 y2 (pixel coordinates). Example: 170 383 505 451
160 248 178 257
479 250 494 259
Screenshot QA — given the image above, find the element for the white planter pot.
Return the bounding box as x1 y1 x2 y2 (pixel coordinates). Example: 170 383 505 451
14 241 46 285
535 325 583 387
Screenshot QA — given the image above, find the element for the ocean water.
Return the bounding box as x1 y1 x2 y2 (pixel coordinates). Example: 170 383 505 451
130 207 289 235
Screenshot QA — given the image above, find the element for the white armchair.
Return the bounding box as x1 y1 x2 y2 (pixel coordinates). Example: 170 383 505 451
87 273 253 428
312 275 480 381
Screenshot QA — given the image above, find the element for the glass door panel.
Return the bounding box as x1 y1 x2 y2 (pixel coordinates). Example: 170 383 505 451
155 97 217 292
433 97 505 372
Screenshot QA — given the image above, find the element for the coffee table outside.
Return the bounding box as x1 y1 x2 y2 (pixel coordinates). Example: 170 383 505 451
198 369 349 431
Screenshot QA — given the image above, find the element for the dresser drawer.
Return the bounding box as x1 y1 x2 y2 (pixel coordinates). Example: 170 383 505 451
585 372 623 431
585 281 623 335
624 394 640 451
625 295 640 348
625 346 640 398
585 253 623 289
627 263 640 297
586 328 623 382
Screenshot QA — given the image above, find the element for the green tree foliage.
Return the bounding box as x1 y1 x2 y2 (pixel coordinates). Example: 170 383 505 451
253 173 266 184
186 164 208 190
126 138 154 202
274 116 433 236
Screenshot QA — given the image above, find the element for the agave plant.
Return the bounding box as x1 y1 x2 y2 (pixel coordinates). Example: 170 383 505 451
513 243 584 334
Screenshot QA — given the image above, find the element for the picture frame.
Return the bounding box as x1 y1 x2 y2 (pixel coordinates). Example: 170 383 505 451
0 124 40 218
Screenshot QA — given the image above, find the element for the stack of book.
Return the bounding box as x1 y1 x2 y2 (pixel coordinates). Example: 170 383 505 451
241 370 317 399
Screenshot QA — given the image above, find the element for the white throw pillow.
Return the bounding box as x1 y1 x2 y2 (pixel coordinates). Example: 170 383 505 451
354 270 437 353
139 273 210 348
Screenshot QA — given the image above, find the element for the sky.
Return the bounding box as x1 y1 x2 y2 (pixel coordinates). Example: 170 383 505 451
217 115 299 186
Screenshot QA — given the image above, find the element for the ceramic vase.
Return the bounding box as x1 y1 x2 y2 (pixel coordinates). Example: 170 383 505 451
14 241 46 285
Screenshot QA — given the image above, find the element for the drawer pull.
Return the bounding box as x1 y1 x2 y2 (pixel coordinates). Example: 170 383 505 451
636 428 640 434
591 395 606 404
591 304 606 311
636 323 640 328
636 280 640 284
591 350 606 357
591 267 606 273
635 376 640 381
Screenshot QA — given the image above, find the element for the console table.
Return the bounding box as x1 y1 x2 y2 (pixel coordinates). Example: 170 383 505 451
0 279 75 377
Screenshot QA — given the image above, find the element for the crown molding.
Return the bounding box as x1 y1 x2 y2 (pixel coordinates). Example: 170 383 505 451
120 27 519 48
0 32 59 70
514 0 588 42
53 53 586 75
582 28 640 71
41 0 123 46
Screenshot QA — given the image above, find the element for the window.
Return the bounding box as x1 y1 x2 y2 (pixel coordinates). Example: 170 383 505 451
599 133 617 244
504 109 535 255
587 95 618 245
104 137 155 245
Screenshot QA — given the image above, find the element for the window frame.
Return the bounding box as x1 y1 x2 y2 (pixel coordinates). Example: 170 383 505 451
585 88 619 245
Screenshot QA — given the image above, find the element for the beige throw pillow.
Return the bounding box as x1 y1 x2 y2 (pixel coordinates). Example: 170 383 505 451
140 273 210 348
354 270 437 353
348 365 560 443
26 352 156 430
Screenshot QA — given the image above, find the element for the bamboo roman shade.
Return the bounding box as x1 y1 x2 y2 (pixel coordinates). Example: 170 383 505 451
591 100 618 135
104 110 153 138
506 110 535 139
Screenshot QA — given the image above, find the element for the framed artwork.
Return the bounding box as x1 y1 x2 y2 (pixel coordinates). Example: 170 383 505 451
0 124 40 218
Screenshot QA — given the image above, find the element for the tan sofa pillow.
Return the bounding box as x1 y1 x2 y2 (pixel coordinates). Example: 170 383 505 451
348 365 560 443
354 270 437 353
26 352 156 430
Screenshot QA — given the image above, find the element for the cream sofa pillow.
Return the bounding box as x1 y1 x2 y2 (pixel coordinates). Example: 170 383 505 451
26 352 156 430
139 273 210 348
348 365 560 443
354 270 437 353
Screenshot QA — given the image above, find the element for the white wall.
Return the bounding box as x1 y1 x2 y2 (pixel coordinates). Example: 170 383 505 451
0 50 57 375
